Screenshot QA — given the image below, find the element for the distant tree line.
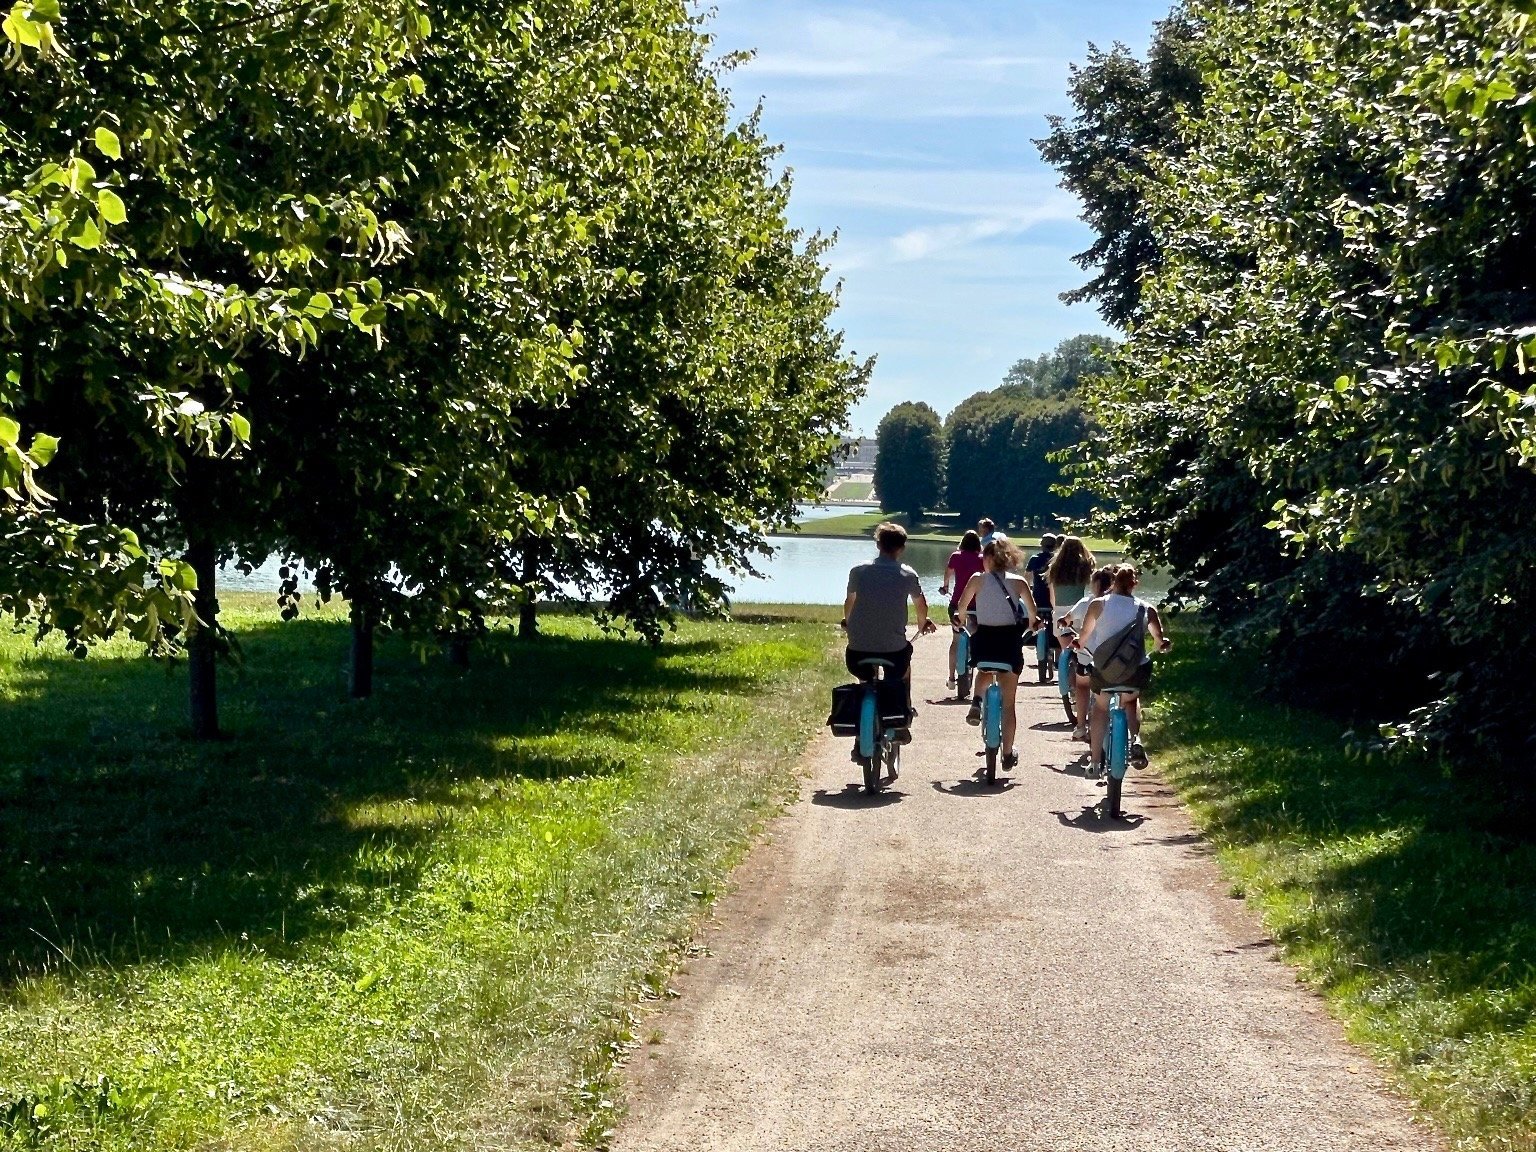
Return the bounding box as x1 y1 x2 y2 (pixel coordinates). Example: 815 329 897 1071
1038 0 1536 775
872 335 1112 525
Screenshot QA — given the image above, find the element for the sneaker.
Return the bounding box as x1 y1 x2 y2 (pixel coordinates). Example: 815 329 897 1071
946 675 956 689
891 727 913 745
886 760 899 782
849 746 862 763
1002 750 1019 771
1130 741 1148 769
966 699 982 726
1072 725 1087 742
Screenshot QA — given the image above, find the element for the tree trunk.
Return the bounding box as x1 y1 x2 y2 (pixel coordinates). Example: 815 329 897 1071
446 633 471 668
349 600 375 699
518 541 540 640
186 539 220 740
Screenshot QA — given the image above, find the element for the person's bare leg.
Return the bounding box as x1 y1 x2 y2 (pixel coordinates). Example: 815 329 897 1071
1125 695 1142 739
948 632 957 681
1089 692 1108 772
1001 671 1020 754
1073 673 1090 732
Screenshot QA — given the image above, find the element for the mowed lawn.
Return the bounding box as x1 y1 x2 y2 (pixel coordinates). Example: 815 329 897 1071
1146 627 1536 1151
0 597 844 1151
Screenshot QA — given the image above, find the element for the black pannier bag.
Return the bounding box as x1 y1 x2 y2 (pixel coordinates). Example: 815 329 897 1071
827 683 862 736
827 679 910 736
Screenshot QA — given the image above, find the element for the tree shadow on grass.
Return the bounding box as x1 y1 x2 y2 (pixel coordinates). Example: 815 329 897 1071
1155 629 1536 1029
0 620 762 986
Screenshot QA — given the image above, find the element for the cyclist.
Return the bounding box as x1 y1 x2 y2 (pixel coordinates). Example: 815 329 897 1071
843 522 938 756
977 517 999 547
951 535 1036 773
1048 535 1096 680
940 530 984 688
1075 563 1172 773
1059 565 1115 741
1026 533 1061 680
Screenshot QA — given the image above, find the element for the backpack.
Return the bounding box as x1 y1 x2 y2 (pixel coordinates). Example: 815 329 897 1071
1093 605 1147 686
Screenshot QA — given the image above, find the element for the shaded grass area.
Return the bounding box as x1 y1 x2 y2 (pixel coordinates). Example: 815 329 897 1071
1148 626 1536 1151
792 509 1124 553
0 598 844 1150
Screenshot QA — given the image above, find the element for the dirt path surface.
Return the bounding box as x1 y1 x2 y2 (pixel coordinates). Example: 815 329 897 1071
612 637 1437 1152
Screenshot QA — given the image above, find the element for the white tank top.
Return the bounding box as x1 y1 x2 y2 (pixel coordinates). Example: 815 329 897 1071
975 571 1027 627
1089 594 1149 663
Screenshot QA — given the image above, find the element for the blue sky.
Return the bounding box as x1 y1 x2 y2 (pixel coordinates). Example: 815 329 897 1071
703 0 1174 433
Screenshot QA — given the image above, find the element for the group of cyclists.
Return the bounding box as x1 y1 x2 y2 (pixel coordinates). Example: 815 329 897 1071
840 519 1171 790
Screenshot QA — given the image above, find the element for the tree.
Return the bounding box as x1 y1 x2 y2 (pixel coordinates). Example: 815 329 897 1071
1059 0 1536 771
874 402 944 520
1034 9 1203 326
1003 334 1116 398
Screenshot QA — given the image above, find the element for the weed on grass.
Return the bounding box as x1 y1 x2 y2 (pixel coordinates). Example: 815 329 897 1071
0 599 845 1151
1147 626 1536 1150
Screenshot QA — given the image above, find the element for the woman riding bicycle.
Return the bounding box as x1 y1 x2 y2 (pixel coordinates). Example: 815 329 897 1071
1076 563 1171 774
1059 565 1115 741
1047 535 1096 646
951 536 1036 773
940 530 984 689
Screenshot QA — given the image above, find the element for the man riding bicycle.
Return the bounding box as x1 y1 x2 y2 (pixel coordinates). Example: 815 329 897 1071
843 522 938 748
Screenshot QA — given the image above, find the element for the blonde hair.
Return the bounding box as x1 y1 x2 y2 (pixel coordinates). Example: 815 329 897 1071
983 537 1022 573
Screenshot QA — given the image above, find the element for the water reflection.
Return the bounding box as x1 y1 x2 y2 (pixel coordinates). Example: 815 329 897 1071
716 536 1161 606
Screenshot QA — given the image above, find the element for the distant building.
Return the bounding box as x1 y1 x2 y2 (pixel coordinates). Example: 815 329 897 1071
833 436 877 477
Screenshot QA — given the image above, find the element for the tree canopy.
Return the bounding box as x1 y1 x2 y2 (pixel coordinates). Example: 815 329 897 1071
2 0 867 727
1045 0 1536 770
874 401 944 520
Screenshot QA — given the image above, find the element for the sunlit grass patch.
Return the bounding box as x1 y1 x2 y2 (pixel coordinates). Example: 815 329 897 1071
0 604 844 1151
1147 625 1536 1150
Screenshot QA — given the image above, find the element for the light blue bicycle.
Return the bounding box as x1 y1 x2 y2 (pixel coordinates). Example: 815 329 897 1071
973 660 1014 784
1097 685 1135 818
854 657 904 795
954 621 973 700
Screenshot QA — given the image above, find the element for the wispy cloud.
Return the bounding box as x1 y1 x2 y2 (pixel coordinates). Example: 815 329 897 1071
701 0 1169 429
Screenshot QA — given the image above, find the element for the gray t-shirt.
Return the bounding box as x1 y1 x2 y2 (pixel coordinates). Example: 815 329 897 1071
846 557 922 652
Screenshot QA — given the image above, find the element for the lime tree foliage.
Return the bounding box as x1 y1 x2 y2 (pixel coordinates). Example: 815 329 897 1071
2 0 865 721
1035 9 1202 327
873 401 944 519
1047 0 1536 771
944 336 1112 527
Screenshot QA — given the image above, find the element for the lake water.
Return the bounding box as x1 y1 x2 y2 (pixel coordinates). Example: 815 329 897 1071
217 506 1164 607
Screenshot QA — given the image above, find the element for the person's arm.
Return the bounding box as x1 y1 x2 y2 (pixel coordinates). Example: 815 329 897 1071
842 568 857 630
1012 576 1038 623
940 558 953 597
1147 604 1173 652
906 568 935 633
1078 600 1104 649
953 573 981 620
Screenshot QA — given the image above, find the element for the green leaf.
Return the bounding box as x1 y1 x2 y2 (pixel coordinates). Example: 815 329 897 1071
97 187 127 225
230 412 251 443
68 217 102 250
27 0 58 21
28 432 59 465
93 126 121 160
0 417 19 447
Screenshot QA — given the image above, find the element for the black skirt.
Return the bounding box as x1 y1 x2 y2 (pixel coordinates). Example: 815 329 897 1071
969 623 1024 675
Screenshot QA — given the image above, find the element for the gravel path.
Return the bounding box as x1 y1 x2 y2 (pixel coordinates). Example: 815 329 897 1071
613 637 1438 1152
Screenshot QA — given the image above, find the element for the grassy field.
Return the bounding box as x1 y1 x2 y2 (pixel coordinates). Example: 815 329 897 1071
824 480 872 501
1146 627 1536 1151
0 595 844 1152
794 509 1124 554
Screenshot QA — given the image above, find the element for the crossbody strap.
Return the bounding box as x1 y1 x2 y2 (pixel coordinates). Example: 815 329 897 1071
990 571 1025 623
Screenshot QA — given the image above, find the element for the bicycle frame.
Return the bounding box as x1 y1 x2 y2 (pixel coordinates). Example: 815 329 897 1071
974 659 1013 784
954 627 972 700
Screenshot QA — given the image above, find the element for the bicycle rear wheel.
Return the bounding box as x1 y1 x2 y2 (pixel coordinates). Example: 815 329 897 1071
1035 631 1049 682
984 745 997 785
862 755 879 794
1106 773 1123 817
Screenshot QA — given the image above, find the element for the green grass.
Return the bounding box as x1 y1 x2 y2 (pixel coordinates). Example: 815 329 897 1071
793 509 1125 553
0 595 845 1151
1146 626 1536 1151
824 480 872 501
